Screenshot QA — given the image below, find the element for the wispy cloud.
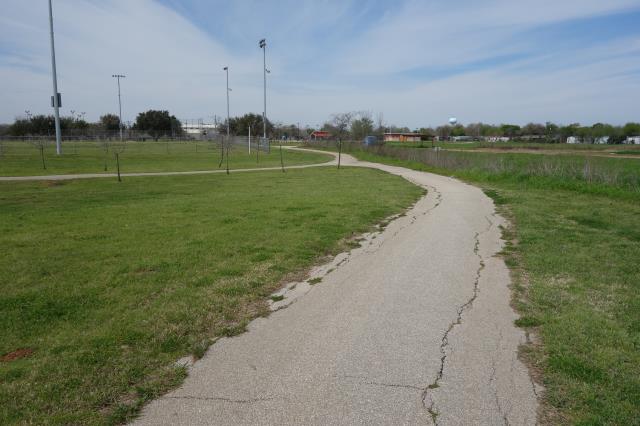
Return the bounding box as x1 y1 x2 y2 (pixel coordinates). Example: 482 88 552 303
1 0 639 127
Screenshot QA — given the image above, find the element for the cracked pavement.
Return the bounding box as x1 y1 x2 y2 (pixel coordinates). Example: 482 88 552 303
133 150 539 425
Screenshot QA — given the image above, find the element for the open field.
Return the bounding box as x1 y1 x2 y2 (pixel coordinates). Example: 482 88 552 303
384 140 640 153
314 145 640 424
0 167 423 425
0 140 329 176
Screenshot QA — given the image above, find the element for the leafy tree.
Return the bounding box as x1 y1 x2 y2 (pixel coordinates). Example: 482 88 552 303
450 124 466 137
224 113 274 137
622 122 640 137
351 114 374 140
545 122 559 142
133 110 182 140
500 124 521 138
100 114 121 132
521 122 545 136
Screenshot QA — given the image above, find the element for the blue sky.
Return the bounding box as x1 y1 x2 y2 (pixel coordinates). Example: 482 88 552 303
1 0 639 128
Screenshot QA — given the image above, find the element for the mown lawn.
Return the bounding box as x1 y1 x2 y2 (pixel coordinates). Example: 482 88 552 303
0 140 330 176
328 146 640 424
0 167 423 425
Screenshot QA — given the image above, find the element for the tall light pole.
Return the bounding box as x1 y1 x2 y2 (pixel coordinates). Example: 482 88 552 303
223 67 230 137
48 0 62 155
112 74 126 141
259 38 267 142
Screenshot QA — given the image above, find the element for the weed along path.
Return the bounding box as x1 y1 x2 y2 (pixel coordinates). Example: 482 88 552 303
134 149 539 425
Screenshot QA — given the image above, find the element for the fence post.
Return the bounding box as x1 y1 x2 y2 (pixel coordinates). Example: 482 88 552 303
338 138 342 169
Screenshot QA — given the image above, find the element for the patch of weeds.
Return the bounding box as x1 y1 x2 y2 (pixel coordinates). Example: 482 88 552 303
515 316 542 328
483 188 508 205
219 323 247 337
269 295 285 302
308 277 322 285
191 341 209 360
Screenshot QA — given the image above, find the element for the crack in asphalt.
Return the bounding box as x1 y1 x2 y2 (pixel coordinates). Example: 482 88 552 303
489 328 510 426
164 395 277 404
339 374 424 391
422 214 495 424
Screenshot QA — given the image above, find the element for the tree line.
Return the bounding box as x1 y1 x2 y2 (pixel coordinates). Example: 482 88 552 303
312 112 640 144
4 110 183 140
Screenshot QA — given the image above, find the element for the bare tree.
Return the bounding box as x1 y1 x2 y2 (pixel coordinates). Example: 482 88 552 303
331 112 354 141
331 112 354 169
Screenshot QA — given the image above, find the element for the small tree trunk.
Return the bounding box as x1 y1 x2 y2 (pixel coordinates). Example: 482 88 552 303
40 145 46 170
116 153 121 182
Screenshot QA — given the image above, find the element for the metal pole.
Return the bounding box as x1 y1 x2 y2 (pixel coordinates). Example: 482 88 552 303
225 67 230 138
248 125 251 155
48 0 62 155
112 74 125 141
259 38 267 148
263 43 266 140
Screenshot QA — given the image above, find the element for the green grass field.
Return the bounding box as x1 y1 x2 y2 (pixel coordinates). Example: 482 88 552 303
380 140 640 152
0 140 330 176
0 167 423 425
325 145 640 424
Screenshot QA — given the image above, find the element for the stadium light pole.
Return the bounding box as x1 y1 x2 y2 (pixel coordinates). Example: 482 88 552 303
112 75 126 141
48 0 62 155
259 38 267 141
223 67 230 137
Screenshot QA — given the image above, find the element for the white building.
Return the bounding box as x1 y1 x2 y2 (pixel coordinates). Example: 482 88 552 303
182 123 218 139
624 136 640 145
566 136 580 144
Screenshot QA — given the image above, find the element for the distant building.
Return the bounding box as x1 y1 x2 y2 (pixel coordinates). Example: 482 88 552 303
451 136 474 142
624 136 640 145
485 136 510 142
182 122 218 139
594 136 610 145
566 136 580 144
383 132 421 142
310 130 331 140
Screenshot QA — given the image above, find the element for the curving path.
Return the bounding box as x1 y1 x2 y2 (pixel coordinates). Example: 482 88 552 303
123 148 539 425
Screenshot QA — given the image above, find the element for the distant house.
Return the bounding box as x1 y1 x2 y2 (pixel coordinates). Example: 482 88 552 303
625 136 640 145
310 130 331 140
566 136 580 144
451 136 474 142
383 132 421 142
594 136 610 145
485 136 510 142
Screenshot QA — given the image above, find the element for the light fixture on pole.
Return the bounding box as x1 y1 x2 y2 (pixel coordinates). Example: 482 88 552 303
48 0 62 155
112 74 126 141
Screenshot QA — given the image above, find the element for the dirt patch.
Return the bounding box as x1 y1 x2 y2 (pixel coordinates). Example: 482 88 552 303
1 348 34 362
42 180 66 187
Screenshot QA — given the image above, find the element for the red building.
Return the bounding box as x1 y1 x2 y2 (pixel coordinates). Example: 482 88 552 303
310 130 331 140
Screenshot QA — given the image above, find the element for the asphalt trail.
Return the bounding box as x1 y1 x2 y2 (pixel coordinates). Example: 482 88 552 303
124 149 539 425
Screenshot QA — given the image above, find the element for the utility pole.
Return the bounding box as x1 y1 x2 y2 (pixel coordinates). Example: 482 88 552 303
48 0 62 155
112 74 126 141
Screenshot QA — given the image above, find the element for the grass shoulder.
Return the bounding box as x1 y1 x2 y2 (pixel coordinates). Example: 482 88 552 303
0 166 422 424
330 146 640 424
